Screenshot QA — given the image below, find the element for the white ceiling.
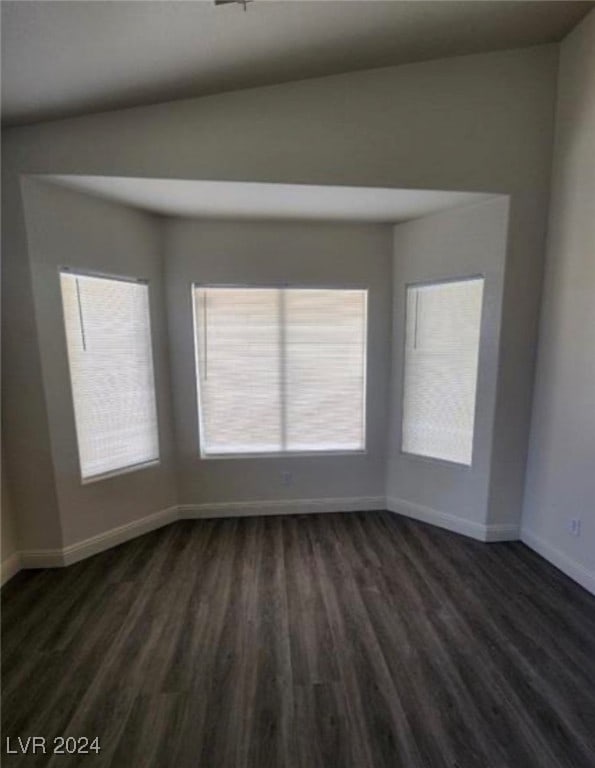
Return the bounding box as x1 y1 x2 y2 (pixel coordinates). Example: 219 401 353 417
38 175 496 223
3 1 593 127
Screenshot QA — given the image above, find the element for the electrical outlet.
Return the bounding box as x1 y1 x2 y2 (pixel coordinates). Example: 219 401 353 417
281 471 293 487
569 519 581 537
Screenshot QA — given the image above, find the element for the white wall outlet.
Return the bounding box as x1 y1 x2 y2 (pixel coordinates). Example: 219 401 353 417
569 518 581 536
281 470 293 487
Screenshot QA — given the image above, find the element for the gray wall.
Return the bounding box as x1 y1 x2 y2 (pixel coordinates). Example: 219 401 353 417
522 11 595 593
2 44 558 551
387 197 510 540
1 453 19 569
164 217 392 506
20 179 177 548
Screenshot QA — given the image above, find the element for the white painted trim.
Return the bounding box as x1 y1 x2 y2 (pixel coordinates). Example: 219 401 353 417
484 522 521 542
61 505 179 566
521 528 595 597
1 551 22 586
20 548 64 569
18 505 179 570
387 496 485 540
2 495 524 580
386 496 519 543
179 496 385 519
2 498 384 575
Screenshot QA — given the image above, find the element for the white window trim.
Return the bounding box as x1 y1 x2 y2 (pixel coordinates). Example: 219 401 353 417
191 282 369 460
399 273 485 469
60 266 161 484
80 459 161 485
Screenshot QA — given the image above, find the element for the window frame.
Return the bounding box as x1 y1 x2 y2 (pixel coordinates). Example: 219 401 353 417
59 266 161 484
399 273 485 469
191 282 369 460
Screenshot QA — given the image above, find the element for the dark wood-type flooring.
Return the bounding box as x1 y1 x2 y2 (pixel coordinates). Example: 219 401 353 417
3 511 595 767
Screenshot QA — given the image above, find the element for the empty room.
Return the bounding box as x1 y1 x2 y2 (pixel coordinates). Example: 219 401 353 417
1 1 594 766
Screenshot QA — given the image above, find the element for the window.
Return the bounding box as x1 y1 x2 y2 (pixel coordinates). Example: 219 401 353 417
193 287 367 456
401 277 484 466
60 271 160 481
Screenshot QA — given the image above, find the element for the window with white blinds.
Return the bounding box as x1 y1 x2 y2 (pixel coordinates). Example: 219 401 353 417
401 277 484 466
193 287 367 456
60 271 160 481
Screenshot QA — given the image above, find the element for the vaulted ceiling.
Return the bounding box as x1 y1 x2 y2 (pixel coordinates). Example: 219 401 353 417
2 1 593 127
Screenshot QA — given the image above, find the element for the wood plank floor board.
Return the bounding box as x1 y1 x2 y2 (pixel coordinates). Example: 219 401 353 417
492 543 595 666
396 518 594 768
3 511 595 768
389 519 567 768
363 514 515 768
2 582 136 744
109 692 191 768
305 531 377 768
38 525 188 768
248 517 295 768
293 681 351 768
315 514 427 768
360 513 587 768
335 517 477 768
408 523 595 746
434 530 595 738
2 559 106 667
283 516 339 687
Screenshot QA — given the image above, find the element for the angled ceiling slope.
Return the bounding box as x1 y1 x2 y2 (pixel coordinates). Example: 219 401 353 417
2 1 593 126
37 175 497 224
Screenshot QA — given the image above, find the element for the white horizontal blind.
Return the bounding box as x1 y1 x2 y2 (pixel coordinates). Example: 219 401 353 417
193 287 367 456
285 289 366 451
60 272 160 480
194 288 282 455
401 277 484 465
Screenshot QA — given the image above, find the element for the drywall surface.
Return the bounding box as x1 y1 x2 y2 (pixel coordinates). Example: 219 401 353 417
387 197 510 539
1 173 62 551
165 217 392 505
2 45 558 550
20 179 177 548
522 11 595 593
1 455 19 567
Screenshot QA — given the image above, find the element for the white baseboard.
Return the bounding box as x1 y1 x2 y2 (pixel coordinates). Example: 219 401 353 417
1 551 22 586
17 505 179 572
484 522 521 542
521 528 595 596
61 505 179 567
20 548 64 569
6 498 590 601
1 494 525 583
386 496 519 543
2 497 383 580
179 495 385 520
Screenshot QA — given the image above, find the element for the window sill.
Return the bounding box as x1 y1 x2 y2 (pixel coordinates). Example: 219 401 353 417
81 459 160 485
399 449 472 469
200 449 367 461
